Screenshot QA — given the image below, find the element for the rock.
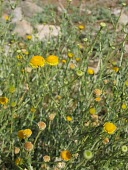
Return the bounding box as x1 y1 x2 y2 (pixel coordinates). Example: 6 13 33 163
119 12 128 25
13 19 33 37
12 7 23 23
36 24 61 40
20 0 43 17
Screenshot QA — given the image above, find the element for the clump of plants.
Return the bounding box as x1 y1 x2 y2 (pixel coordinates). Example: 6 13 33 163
0 1 128 170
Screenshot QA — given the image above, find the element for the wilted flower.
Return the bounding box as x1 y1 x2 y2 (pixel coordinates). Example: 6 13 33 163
69 63 75 69
37 121 46 130
93 89 102 96
46 55 59 66
103 137 109 145
103 122 117 134
60 150 71 161
24 142 33 152
83 150 93 160
14 147 20 154
48 113 56 121
43 155 51 162
30 56 45 68
0 97 8 105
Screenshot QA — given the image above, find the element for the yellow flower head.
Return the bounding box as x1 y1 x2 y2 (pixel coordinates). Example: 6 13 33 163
89 108 96 114
68 52 74 58
112 66 119 73
87 68 94 75
46 55 59 66
18 129 32 139
0 97 8 105
9 86 16 93
15 157 23 166
75 57 80 62
103 122 117 134
95 97 101 102
121 103 127 110
4 15 9 21
125 80 128 86
78 24 85 30
30 56 45 68
26 35 32 40
62 59 66 64
60 150 71 161
66 116 72 121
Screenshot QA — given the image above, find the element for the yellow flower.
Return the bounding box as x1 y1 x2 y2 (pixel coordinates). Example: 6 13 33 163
9 86 16 93
68 52 74 58
121 103 127 110
66 116 72 121
30 107 36 112
46 55 59 66
30 56 45 68
26 35 32 40
4 15 9 21
15 157 23 166
24 142 33 152
87 68 94 75
23 129 32 138
0 97 8 105
62 59 66 64
78 24 85 30
112 66 119 73
95 97 101 102
103 122 117 134
93 89 102 96
125 80 128 86
60 150 71 161
75 57 80 62
89 108 96 114
18 129 32 139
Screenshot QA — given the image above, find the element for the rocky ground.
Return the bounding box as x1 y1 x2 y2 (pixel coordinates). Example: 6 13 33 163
1 0 128 39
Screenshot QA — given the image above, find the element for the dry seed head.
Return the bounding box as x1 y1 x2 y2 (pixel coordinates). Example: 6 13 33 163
38 121 46 130
93 89 102 96
43 155 51 162
48 113 56 121
24 142 33 152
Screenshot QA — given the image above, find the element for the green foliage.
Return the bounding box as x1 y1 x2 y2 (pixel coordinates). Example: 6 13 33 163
0 1 128 170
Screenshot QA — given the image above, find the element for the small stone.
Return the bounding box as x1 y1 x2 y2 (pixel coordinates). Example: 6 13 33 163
13 19 33 37
36 24 61 40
